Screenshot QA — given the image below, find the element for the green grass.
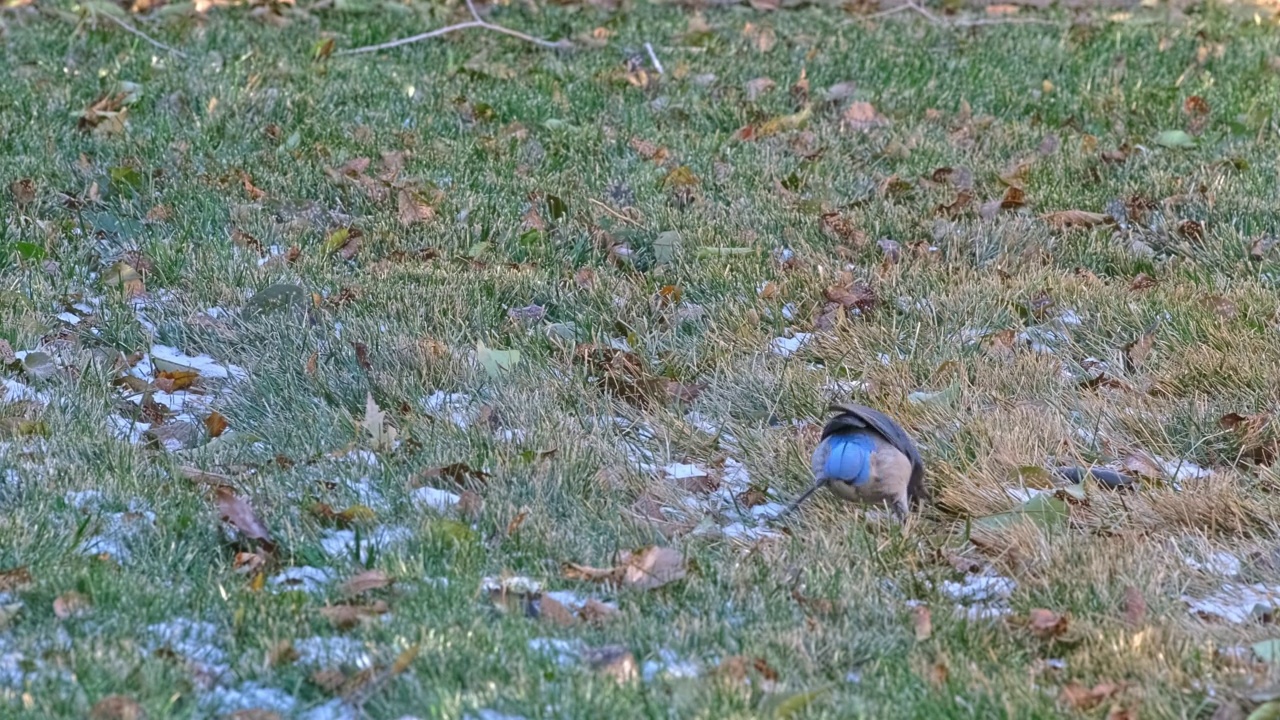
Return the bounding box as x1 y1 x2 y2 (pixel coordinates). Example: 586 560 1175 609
4 0 1280 717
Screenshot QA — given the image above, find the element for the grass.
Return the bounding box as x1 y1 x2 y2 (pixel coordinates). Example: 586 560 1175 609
4 0 1280 717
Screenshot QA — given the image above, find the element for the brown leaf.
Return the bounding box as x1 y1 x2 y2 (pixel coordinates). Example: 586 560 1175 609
564 546 687 591
1025 608 1069 639
1000 185 1027 209
310 668 348 693
89 695 146 720
574 267 597 288
579 598 621 624
1178 219 1206 243
10 178 36 205
820 212 868 246
664 380 705 404
1042 210 1112 229
233 551 267 575
204 411 229 438
538 593 579 627
628 137 669 164
986 3 1019 13
238 171 267 201
1250 234 1278 262
843 101 888 131
913 605 932 641
318 601 389 630
416 463 489 487
1129 273 1158 291
936 189 973 218
1122 586 1145 627
53 591 91 619
1124 328 1156 369
1037 134 1061 156
340 569 393 597
583 644 639 683
1060 682 1121 711
744 76 776 102
214 486 273 547
823 283 878 314
1201 294 1238 320
1121 452 1165 479
0 566 33 592
397 188 437 227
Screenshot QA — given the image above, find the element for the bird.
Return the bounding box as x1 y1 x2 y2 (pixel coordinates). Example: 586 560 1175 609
777 403 927 522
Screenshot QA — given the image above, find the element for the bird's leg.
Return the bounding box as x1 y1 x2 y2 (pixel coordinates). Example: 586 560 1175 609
773 479 829 522
890 496 910 524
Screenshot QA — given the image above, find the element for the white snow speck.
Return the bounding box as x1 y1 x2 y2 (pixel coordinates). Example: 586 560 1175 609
410 486 460 513
1183 583 1280 624
770 333 813 357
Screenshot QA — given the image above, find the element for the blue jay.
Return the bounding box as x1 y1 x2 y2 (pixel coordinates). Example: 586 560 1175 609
779 403 927 522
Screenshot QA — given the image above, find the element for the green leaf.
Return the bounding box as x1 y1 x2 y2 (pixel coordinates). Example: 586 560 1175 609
973 494 1068 532
765 685 833 718
1155 130 1196 149
654 231 680 264
244 284 307 318
476 341 520 378
12 241 45 261
21 352 56 380
1009 465 1054 488
321 227 350 255
109 166 144 195
464 241 491 259
1248 701 1280 720
516 229 542 247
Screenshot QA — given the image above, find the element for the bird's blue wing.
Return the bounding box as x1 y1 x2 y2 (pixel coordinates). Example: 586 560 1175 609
822 433 874 485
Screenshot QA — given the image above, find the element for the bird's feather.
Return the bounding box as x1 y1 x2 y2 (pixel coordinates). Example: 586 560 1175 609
823 403 928 504
822 433 873 485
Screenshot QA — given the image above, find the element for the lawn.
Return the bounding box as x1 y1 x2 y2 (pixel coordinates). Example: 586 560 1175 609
3 0 1280 717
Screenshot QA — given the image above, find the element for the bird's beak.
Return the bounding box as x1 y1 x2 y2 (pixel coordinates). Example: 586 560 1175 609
773 479 829 522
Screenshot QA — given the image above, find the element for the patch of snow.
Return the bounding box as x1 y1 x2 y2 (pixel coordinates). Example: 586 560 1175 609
642 648 700 681
3 378 49 405
410 486 460 513
293 636 374 669
106 415 150 444
200 682 297 714
722 522 783 542
662 463 708 481
941 574 1017 603
149 345 247 381
269 566 333 594
527 637 582 667
751 502 788 520
481 576 541 595
421 391 473 429
318 526 411 562
1182 550 1242 578
56 312 80 325
770 333 813 357
1183 583 1280 624
300 699 358 720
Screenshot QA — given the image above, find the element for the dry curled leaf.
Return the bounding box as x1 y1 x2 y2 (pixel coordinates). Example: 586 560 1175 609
214 486 273 548
340 569 393 597
1060 681 1121 711
1042 210 1112 229
1123 586 1145 627
89 695 146 720
563 545 687 591
1024 608 1069 639
53 591 91 619
823 283 878 314
318 601 390 630
913 605 932 641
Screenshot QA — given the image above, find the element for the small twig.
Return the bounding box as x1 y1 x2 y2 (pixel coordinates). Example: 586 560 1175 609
587 198 644 227
336 0 569 56
855 1 1060 28
97 10 188 58
643 42 664 74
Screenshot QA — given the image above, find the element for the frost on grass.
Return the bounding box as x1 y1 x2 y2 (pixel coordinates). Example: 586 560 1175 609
642 648 701 681
269 566 334 594
69 492 156 563
769 332 813 357
293 636 374 669
932 574 1018 620
319 526 411 562
527 637 583 667
1183 583 1280 624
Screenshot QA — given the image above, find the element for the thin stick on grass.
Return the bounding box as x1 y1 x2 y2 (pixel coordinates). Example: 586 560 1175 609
97 10 188 58
336 0 570 56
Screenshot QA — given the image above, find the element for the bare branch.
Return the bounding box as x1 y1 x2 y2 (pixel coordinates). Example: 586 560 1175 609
336 0 569 56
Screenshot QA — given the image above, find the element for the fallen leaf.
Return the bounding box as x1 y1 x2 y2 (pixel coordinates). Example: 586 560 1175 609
214 486 273 547
563 545 686 591
10 178 36 205
1155 129 1195 149
843 101 888 131
1124 324 1157 369
537 594 579 627
1025 608 1069 639
579 598 621 624
1060 681 1121 711
913 605 932 641
360 394 397 452
583 644 638 683
322 227 362 261
936 190 973 218
53 591 91 619
1129 273 1158 290
340 569 393 597
318 601 389 630
197 411 228 439
397 188 437 226
0 566 33 592
103 261 145 297
232 551 266 575
416 463 490 487
986 3 1019 13
1042 210 1112 229
476 341 521 378
823 283 878 314
89 695 146 720
745 76 776 101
